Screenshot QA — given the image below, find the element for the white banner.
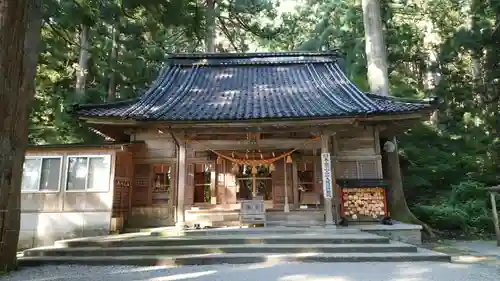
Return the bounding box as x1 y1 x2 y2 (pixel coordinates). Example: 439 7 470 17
321 152 333 199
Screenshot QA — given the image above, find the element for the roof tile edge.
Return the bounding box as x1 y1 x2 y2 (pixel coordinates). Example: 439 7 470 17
165 50 342 60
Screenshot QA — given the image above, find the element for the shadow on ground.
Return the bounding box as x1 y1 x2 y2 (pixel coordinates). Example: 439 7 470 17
423 239 500 266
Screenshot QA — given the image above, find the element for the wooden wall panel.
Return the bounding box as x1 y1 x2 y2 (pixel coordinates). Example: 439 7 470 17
272 160 285 205
132 131 177 163
112 151 133 217
358 160 379 179
313 155 322 194
335 160 382 180
131 164 150 207
336 161 358 179
336 128 376 156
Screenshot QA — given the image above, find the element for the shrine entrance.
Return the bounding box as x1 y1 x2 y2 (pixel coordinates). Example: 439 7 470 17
236 164 273 201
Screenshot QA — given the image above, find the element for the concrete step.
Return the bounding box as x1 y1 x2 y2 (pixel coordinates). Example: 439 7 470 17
17 249 451 267
53 233 391 248
23 242 417 257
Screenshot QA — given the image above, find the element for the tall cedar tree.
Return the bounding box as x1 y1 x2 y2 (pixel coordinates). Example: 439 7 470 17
0 0 41 271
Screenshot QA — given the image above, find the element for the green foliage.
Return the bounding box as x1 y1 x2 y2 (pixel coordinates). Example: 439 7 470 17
412 181 496 237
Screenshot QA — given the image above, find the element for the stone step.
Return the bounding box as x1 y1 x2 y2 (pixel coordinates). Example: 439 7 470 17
266 213 324 222
23 242 417 257
265 221 326 227
149 226 359 237
53 233 391 248
17 249 451 267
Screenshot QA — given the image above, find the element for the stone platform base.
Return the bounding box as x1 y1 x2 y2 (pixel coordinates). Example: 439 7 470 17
18 227 450 266
349 222 423 245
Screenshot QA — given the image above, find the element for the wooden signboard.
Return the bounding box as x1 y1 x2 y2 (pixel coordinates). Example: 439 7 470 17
321 152 333 199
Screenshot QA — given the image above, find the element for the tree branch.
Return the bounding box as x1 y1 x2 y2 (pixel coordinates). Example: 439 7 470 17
45 19 80 48
216 16 240 52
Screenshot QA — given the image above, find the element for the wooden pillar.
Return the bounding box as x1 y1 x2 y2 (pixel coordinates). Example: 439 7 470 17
252 174 257 198
210 164 216 204
284 157 290 212
321 134 334 226
489 191 500 246
173 132 186 228
331 134 340 223
292 162 299 208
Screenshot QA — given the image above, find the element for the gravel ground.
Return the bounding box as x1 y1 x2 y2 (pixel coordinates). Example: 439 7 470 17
1 261 499 281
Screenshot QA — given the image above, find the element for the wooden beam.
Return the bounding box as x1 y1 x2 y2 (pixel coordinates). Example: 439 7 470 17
170 124 356 135
187 139 321 151
161 118 356 128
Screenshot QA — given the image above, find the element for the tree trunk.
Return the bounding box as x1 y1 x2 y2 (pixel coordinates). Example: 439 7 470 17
107 19 119 101
469 0 483 100
206 0 216 52
361 0 389 96
75 24 90 101
0 0 41 271
385 138 436 237
422 23 441 91
362 0 434 236
421 8 441 126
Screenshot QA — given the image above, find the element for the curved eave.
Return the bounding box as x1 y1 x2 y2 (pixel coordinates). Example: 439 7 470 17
72 98 138 111
78 108 433 127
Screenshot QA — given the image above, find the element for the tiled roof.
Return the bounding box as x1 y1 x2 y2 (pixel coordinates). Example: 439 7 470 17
75 51 434 121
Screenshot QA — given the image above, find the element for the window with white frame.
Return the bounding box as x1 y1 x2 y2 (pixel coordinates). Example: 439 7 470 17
21 157 62 192
66 155 111 192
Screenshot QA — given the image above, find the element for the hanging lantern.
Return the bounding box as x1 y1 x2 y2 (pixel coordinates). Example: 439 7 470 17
216 156 222 165
269 163 276 172
286 155 293 164
231 163 239 174
251 166 258 174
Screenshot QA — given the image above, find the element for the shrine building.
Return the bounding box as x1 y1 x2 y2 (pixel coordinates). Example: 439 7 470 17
18 51 436 247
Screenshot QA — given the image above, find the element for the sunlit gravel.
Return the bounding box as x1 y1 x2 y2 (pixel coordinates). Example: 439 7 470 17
1 261 499 281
